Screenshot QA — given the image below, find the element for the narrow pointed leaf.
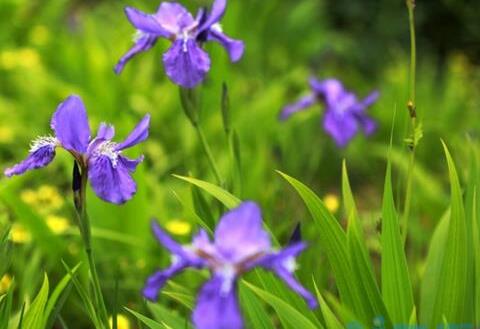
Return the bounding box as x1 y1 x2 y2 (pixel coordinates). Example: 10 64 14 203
381 162 414 323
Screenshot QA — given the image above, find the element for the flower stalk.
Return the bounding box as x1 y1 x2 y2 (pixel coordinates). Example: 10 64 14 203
73 161 109 329
402 0 418 244
179 87 224 186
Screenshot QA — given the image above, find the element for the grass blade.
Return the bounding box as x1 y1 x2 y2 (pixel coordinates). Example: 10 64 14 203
381 162 414 323
428 142 468 327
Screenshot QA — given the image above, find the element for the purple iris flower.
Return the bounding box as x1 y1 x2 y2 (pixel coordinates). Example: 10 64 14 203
4 95 150 205
115 0 244 89
280 78 379 147
144 201 317 329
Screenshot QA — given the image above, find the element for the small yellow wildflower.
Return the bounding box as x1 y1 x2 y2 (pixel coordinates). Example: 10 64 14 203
323 193 340 214
36 185 64 212
0 126 13 143
20 189 38 206
166 219 191 236
46 215 70 234
0 274 12 294
109 314 130 329
0 48 40 70
10 223 31 244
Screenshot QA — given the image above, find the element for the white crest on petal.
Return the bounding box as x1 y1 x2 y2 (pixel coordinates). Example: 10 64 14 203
133 30 147 43
29 136 58 153
94 141 119 167
210 23 223 33
218 263 236 295
282 256 298 273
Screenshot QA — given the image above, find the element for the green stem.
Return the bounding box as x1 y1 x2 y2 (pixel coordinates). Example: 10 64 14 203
75 167 109 329
194 124 223 186
402 0 417 244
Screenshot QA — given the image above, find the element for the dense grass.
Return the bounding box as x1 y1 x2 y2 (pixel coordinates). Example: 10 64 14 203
1 0 480 328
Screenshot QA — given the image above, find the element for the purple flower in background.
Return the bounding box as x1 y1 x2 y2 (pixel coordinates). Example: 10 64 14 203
115 0 244 88
144 201 317 329
280 78 379 147
4 95 150 204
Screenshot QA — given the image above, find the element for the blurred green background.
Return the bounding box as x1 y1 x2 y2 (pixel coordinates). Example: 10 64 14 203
0 0 479 327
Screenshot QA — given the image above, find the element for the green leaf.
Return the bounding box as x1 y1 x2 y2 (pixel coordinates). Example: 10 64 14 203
44 263 80 328
23 273 49 329
173 175 240 209
125 307 166 329
0 279 14 329
277 171 367 324
420 210 449 326
313 279 343 329
381 162 414 323
347 212 392 327
239 283 275 329
244 281 321 329
472 189 480 327
147 303 193 329
429 142 468 327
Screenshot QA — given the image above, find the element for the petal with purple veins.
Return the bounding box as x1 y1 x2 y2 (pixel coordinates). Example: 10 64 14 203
153 2 195 35
4 138 57 177
115 114 150 151
192 276 243 329
88 154 137 204
51 95 91 154
115 34 158 74
96 123 115 141
163 39 211 88
207 28 244 62
279 94 316 120
119 155 144 172
214 201 271 263
124 7 171 37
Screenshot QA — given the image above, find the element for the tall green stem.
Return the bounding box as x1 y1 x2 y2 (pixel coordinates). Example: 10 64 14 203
194 124 223 186
74 162 109 329
402 0 417 244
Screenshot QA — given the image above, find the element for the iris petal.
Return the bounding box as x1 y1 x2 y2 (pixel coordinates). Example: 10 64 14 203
192 276 243 329
115 114 150 151
163 39 211 88
143 260 190 301
51 95 91 154
88 155 137 204
115 34 158 74
323 109 358 148
214 201 271 263
197 0 227 33
124 7 170 37
4 141 56 177
153 2 195 35
258 243 318 309
208 29 244 62
279 94 316 120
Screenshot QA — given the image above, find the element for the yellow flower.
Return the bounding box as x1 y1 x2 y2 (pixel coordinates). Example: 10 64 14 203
10 223 31 244
323 193 340 214
20 189 38 206
166 219 191 236
109 314 130 329
46 215 70 234
36 185 64 212
0 48 40 70
0 274 12 294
